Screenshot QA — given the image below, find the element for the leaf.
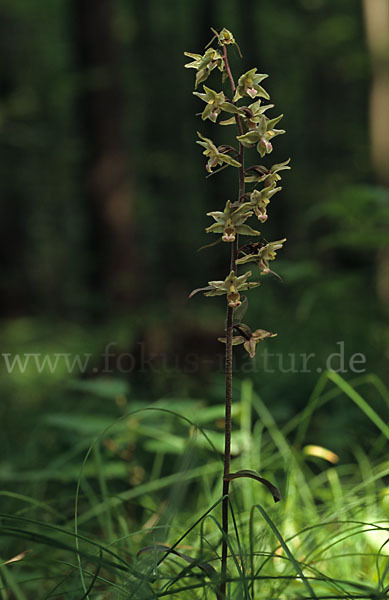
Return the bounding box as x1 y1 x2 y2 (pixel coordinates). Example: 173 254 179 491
254 504 317 599
233 323 252 339
197 238 223 252
233 295 248 324
189 285 213 298
137 544 216 578
3 550 30 565
327 371 389 439
68 378 129 399
303 444 339 464
224 470 281 503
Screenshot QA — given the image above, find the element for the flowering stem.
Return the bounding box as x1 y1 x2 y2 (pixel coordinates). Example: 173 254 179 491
221 305 233 596
223 44 236 95
220 44 244 599
186 30 289 597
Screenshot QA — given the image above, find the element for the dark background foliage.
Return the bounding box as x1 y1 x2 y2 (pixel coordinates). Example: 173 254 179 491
0 0 388 462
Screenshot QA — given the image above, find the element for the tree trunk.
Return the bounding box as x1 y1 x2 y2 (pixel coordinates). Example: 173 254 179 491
73 0 138 310
362 0 389 308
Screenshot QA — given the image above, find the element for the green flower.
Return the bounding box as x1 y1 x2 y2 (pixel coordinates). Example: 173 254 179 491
184 48 224 88
216 27 236 45
193 86 244 123
206 200 260 242
190 270 260 308
237 239 286 274
244 159 291 184
220 99 274 128
196 132 241 173
233 68 270 102
249 183 281 222
219 324 277 358
237 114 285 158
209 27 242 55
244 99 276 129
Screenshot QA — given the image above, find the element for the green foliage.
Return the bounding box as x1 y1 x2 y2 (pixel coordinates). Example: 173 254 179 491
0 0 386 400
0 377 388 597
0 4 388 598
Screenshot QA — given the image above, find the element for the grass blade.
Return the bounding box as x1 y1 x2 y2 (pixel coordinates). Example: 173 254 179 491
254 503 317 599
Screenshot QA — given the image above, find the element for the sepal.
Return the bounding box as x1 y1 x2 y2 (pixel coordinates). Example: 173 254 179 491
233 68 270 102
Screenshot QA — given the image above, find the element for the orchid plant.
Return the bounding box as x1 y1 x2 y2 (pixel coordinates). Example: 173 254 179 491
185 28 290 597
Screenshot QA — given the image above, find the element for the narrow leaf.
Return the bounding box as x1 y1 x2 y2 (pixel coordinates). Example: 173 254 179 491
224 469 281 503
189 286 213 298
197 238 222 252
303 444 339 464
138 544 216 578
3 550 30 565
254 504 318 599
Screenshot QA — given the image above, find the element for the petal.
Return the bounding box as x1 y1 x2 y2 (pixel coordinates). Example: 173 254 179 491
252 329 277 341
236 224 261 236
227 292 241 308
237 130 261 147
243 339 257 358
221 155 242 168
206 223 225 234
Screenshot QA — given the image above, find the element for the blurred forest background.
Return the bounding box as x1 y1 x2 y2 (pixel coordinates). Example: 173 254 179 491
0 0 388 469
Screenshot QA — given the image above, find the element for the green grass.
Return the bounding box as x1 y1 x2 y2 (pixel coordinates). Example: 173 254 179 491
0 372 389 598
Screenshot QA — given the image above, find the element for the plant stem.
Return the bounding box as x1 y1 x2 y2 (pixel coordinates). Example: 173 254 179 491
221 301 233 597
220 43 245 599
